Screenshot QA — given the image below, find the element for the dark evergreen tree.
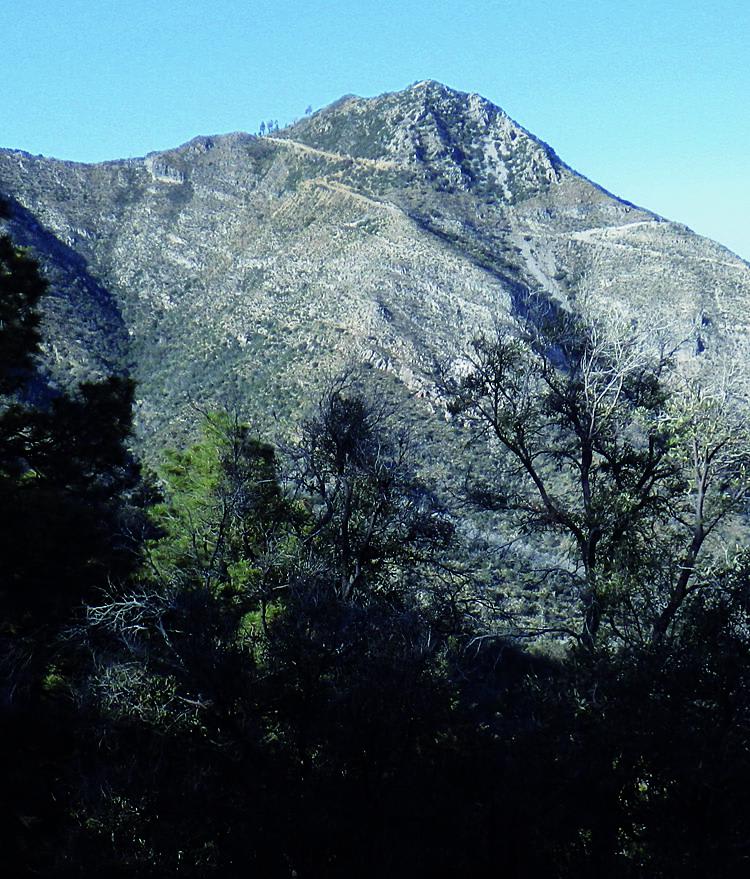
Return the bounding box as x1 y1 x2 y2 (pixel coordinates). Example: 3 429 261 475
0 232 142 875
0 235 43 396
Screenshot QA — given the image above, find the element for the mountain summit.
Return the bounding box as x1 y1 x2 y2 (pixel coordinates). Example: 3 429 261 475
0 82 748 450
279 80 564 200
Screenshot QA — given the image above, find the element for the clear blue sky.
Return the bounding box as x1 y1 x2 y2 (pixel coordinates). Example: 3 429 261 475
2 0 748 259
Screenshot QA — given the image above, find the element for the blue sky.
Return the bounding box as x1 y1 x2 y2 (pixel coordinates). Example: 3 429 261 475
2 0 748 259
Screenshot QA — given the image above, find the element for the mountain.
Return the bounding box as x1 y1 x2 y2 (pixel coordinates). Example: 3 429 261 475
1 80 749 454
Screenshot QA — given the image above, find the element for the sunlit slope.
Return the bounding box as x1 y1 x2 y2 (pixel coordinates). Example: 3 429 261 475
1 80 748 448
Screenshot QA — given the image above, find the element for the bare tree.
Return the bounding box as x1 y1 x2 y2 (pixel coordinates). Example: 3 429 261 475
648 367 750 641
445 314 749 649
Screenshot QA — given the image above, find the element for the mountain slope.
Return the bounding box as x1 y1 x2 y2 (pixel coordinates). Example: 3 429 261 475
1 81 748 451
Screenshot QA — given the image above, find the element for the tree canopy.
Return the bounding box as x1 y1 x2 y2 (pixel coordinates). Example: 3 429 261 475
2 237 750 877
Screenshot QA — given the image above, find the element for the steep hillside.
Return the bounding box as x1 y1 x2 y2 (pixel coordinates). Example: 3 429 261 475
1 80 748 451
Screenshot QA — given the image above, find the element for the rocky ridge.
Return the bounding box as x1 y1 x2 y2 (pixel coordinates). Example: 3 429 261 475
1 80 749 452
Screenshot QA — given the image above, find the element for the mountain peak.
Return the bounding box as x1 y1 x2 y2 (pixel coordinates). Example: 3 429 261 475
1 79 748 463
283 81 563 199
404 78 463 96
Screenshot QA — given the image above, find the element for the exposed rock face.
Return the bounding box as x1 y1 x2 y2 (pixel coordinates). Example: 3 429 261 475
1 80 748 451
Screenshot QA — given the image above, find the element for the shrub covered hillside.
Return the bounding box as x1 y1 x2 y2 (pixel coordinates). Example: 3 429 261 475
2 234 750 878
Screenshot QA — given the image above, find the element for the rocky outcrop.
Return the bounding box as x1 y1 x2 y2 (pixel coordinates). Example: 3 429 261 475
0 81 748 453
